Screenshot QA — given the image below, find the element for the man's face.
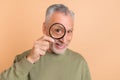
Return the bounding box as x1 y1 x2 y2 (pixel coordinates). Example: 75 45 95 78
43 12 74 54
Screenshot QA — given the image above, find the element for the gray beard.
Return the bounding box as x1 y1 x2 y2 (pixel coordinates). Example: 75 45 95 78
50 43 67 55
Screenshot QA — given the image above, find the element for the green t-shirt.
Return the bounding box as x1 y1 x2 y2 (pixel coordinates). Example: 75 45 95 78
0 49 91 80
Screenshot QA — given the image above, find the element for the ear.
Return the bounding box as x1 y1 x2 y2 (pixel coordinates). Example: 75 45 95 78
42 22 46 34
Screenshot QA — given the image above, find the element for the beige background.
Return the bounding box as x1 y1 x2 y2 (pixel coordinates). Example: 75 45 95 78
0 0 120 80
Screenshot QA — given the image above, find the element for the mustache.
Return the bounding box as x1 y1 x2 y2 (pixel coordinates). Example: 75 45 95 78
54 39 68 45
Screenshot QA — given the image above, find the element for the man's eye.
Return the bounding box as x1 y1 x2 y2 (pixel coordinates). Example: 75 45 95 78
56 29 60 32
67 30 72 33
55 29 61 33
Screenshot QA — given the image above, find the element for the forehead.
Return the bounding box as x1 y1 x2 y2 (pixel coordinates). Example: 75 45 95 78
48 12 74 30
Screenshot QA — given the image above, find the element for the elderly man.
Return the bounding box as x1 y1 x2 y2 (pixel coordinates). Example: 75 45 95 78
0 4 91 80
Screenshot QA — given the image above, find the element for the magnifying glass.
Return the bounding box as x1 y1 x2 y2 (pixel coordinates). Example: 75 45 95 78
49 23 66 39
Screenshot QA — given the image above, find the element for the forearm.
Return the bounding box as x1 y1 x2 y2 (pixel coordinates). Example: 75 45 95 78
0 57 33 80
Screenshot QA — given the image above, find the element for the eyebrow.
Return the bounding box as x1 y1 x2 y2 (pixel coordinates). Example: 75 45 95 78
67 28 73 31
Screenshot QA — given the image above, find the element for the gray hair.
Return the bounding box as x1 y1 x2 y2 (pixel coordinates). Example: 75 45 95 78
45 4 75 22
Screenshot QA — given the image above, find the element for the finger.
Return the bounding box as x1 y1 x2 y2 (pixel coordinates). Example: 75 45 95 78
34 48 45 56
42 35 55 43
34 40 49 48
39 45 49 51
38 49 46 56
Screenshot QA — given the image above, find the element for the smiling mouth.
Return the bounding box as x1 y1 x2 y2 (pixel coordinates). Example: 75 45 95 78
55 42 66 49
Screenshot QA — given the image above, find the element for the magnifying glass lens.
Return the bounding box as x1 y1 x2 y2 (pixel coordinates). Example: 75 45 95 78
49 23 66 39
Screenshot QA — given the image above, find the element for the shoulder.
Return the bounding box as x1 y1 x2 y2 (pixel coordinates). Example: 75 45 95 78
67 49 90 67
67 48 87 62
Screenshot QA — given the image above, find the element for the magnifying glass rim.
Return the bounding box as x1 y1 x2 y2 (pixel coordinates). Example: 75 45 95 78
49 23 66 39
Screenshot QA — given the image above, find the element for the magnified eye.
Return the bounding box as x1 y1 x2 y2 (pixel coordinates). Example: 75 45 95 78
56 29 60 32
55 29 62 33
49 23 66 39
